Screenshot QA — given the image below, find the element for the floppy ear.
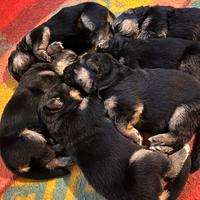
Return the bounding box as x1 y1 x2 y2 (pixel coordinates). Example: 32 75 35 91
46 97 64 110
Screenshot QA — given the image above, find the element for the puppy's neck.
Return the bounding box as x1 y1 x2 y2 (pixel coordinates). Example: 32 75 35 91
96 63 132 92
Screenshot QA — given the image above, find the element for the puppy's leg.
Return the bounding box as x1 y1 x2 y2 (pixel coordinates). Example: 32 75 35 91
116 121 143 145
179 43 200 82
163 156 191 200
47 41 64 56
104 97 143 144
32 26 51 62
165 144 190 179
137 7 168 40
149 103 200 154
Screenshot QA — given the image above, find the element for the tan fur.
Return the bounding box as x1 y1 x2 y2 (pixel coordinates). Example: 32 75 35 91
79 97 89 110
18 165 31 173
159 190 170 200
121 19 139 37
38 70 56 76
69 89 83 101
13 52 31 70
20 129 46 143
38 26 51 50
131 103 144 125
107 13 114 24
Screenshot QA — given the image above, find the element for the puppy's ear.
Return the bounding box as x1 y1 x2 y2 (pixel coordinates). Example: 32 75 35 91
46 97 64 110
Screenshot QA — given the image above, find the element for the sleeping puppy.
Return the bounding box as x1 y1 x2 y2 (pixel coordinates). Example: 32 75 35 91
113 6 200 40
0 63 73 179
8 2 115 81
38 83 190 200
97 35 200 81
64 53 200 173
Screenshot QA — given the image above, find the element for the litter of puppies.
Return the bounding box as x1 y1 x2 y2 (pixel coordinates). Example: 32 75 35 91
2 2 200 200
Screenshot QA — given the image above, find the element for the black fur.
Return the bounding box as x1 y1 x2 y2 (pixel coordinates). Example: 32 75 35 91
64 53 200 172
0 63 72 179
8 2 115 81
113 6 200 40
38 83 190 200
97 35 200 81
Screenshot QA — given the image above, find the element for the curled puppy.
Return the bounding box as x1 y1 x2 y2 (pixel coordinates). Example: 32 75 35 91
0 63 72 179
64 53 200 172
39 83 190 200
97 35 200 81
113 6 200 40
8 2 115 81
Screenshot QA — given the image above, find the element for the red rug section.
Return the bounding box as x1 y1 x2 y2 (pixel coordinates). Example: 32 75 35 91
0 0 68 44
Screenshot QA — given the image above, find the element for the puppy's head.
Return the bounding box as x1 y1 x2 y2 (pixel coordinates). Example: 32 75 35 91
38 83 83 136
18 63 62 95
51 49 78 75
112 6 149 38
80 6 115 50
64 53 122 93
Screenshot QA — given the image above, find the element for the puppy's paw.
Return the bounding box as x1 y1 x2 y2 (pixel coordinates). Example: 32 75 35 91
47 41 64 55
36 49 51 62
45 157 73 170
137 31 157 40
97 39 109 49
148 133 177 147
149 145 174 154
56 157 74 167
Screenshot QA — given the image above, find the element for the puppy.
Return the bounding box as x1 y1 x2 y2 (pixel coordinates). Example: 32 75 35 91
8 2 115 81
39 83 190 200
0 63 73 179
113 6 200 40
64 53 200 172
97 35 200 81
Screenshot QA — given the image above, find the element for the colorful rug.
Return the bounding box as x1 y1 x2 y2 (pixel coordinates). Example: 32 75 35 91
1 0 200 199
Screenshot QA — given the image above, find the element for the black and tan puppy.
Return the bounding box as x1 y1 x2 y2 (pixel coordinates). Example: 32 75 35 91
38 83 190 200
0 63 74 179
113 6 200 40
97 35 200 81
8 2 115 81
64 53 200 172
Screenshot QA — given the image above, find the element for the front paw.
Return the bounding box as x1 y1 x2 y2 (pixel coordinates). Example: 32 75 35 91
47 41 64 55
36 49 51 62
148 133 177 147
97 39 109 49
149 145 174 154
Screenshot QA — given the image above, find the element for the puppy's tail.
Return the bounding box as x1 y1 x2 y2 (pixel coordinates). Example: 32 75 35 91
191 133 200 172
14 167 70 180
